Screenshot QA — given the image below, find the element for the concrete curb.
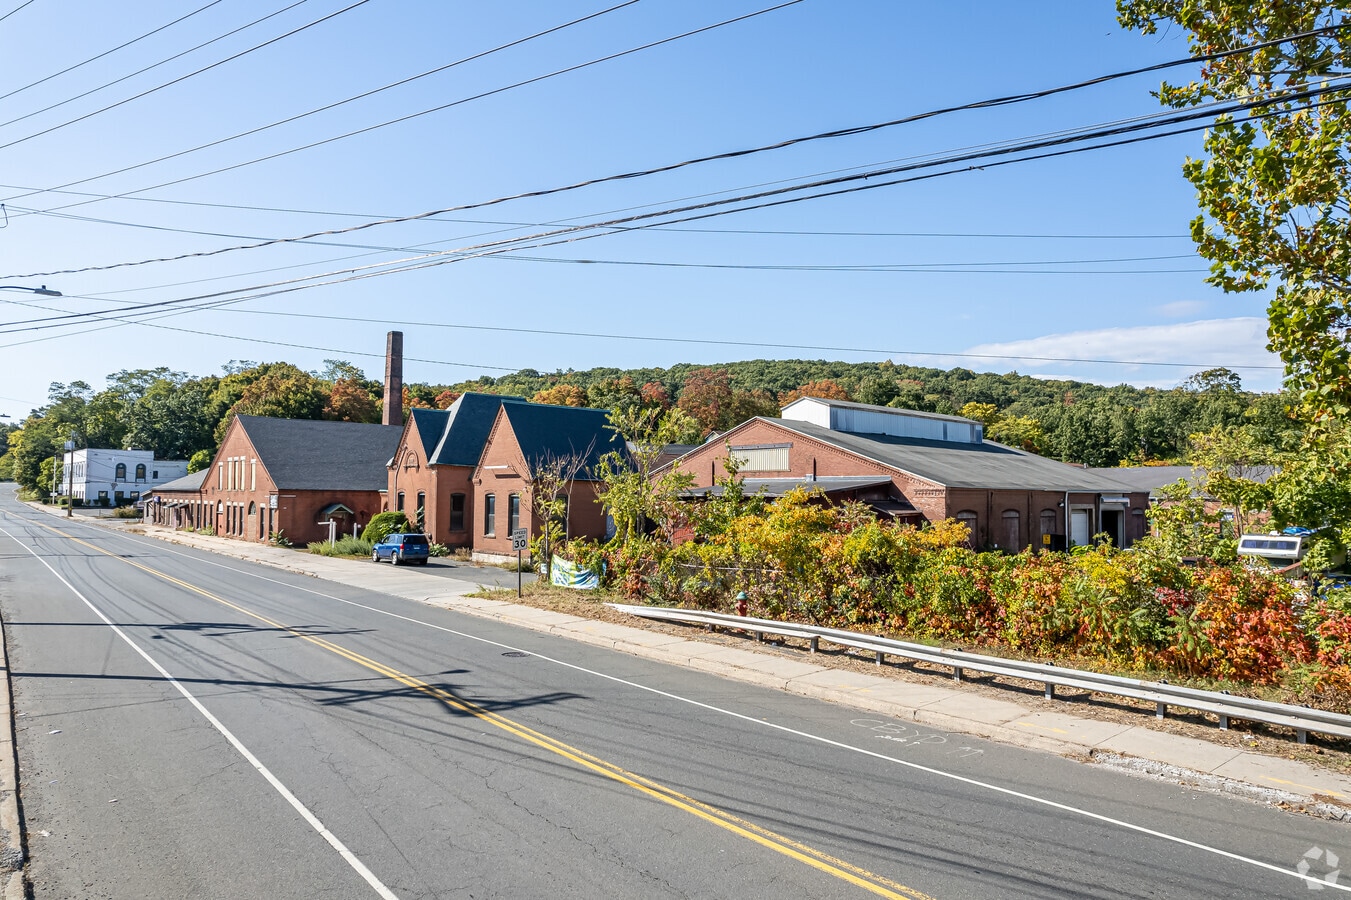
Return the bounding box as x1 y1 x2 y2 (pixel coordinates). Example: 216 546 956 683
23 503 1351 812
0 613 25 898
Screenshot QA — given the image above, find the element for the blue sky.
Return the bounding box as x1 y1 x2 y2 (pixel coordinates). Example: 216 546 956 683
0 0 1282 421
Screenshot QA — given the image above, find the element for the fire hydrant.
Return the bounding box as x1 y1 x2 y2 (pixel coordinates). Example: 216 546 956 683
735 591 748 617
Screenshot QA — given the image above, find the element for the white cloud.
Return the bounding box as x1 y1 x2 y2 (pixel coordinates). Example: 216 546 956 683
948 317 1283 392
1153 299 1210 318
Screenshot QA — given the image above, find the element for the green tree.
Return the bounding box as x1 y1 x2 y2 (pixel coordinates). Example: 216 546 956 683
125 379 216 458
1118 2 1351 421
595 407 695 544
188 449 213 474
1188 425 1275 535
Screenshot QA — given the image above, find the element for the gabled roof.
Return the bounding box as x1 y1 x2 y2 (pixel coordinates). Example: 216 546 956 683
428 392 528 467
683 475 895 498
498 402 626 480
236 415 403 491
407 408 451 462
148 469 207 494
761 417 1144 493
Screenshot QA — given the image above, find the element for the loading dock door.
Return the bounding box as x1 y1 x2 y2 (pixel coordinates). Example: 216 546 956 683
1070 509 1091 547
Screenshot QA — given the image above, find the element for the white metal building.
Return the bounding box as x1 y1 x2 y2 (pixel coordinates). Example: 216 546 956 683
59 448 188 505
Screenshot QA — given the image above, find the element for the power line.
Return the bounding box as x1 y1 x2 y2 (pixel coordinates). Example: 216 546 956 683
0 0 227 105
0 0 37 24
0 182 1194 238
0 296 1283 373
2 203 1205 268
10 20 1340 220
5 81 1345 341
12 0 806 212
8 77 1342 287
3 0 644 198
0 0 375 153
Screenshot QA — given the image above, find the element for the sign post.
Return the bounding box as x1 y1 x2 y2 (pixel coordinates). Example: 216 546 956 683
511 528 529 597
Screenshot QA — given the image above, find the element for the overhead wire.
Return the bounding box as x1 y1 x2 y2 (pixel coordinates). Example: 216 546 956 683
7 19 1341 219
0 0 375 153
7 0 806 212
0 0 37 24
6 76 1344 287
0 293 1281 372
0 0 227 105
0 202 1204 268
2 0 645 199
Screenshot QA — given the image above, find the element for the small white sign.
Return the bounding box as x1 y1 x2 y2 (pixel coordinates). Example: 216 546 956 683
511 528 528 551
269 494 278 509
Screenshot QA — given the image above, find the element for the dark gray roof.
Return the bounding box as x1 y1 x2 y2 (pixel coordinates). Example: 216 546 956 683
1087 465 1197 495
428 392 527 467
765 418 1145 493
499 402 626 479
237 415 403 491
407 408 450 461
1090 464 1278 500
147 470 207 494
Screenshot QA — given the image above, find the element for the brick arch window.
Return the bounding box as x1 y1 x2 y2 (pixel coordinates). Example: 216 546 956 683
416 492 426 531
484 493 496 537
508 493 520 535
449 493 466 531
248 501 256 515
1039 509 1057 547
955 510 978 548
1001 509 1020 552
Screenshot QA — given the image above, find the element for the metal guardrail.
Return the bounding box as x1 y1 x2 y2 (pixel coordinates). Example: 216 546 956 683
608 604 1351 745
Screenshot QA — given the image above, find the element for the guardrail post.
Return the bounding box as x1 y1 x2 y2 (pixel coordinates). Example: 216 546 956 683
953 666 963 682
1044 683 1054 700
1156 702 1166 720
1218 714 1228 730
809 636 819 654
875 651 885 666
1297 728 1308 745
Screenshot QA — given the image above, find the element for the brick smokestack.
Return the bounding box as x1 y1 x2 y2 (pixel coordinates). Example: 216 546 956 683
383 330 404 427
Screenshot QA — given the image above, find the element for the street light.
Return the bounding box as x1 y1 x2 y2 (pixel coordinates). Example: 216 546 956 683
0 284 61 297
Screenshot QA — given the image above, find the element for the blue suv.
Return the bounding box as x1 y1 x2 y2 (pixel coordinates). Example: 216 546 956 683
372 532 430 566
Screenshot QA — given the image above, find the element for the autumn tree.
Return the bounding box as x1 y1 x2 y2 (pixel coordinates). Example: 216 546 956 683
676 368 733 434
780 379 850 405
1118 2 1351 420
531 384 588 407
433 389 461 409
324 378 380 423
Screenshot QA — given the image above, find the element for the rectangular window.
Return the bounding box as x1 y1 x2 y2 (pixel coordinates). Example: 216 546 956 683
217 463 223 490
484 493 496 536
508 493 520 535
729 444 790 472
416 492 426 531
450 494 465 531
250 459 256 492
396 491 405 512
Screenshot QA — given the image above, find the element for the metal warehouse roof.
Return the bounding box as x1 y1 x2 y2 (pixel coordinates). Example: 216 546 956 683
767 418 1144 493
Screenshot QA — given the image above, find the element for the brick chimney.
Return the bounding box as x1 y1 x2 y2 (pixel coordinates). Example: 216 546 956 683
383 330 403 427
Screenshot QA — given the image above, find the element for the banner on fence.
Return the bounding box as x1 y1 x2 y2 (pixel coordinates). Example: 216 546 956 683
551 555 600 590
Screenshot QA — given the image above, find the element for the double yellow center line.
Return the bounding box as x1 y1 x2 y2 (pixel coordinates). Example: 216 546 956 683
42 521 936 900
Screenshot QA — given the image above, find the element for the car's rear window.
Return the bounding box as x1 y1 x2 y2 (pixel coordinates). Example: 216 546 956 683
402 534 429 546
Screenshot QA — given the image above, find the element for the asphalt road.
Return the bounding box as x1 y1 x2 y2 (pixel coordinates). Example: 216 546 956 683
0 492 1347 899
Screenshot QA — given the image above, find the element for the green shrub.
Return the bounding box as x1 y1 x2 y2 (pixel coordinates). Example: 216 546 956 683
363 511 411 545
308 536 374 557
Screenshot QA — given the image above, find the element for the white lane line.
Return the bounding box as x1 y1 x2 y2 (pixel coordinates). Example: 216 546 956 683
20 512 1351 892
0 523 400 900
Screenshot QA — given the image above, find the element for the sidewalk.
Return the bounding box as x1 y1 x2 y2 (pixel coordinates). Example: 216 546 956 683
18 504 1351 821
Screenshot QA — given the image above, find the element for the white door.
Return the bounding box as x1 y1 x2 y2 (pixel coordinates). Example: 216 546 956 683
1070 509 1091 547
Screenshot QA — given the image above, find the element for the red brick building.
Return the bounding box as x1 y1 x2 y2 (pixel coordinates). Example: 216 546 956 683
148 415 403 545
385 394 528 547
670 398 1151 551
471 402 625 560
